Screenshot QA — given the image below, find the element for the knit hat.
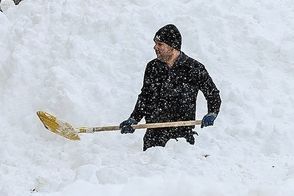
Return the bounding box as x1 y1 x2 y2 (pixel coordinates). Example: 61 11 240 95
153 24 182 51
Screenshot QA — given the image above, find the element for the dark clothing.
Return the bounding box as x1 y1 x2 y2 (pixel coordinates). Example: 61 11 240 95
13 0 22 5
130 52 221 150
154 24 182 51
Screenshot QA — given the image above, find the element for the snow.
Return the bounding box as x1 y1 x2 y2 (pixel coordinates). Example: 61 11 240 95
0 0 294 195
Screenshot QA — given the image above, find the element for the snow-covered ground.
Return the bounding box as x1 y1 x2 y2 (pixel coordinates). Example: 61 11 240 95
1 0 294 195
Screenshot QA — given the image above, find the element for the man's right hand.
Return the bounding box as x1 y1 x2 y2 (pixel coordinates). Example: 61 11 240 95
119 118 138 134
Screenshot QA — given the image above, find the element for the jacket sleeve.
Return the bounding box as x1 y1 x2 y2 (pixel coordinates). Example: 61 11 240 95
130 63 153 122
195 63 221 115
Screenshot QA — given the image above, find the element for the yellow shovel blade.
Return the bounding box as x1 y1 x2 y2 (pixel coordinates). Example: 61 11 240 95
36 111 80 141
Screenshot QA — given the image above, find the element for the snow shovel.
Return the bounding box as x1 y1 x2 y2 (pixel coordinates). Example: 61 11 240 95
36 111 202 141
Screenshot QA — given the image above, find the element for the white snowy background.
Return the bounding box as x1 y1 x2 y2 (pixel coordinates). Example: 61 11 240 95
0 0 294 195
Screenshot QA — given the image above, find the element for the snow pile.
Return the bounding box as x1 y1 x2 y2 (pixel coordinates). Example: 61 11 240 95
0 0 294 195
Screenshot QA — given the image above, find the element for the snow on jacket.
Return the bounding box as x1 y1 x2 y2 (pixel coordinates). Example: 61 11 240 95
131 52 221 130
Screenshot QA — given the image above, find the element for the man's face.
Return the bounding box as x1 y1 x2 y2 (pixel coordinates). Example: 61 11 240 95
153 41 174 63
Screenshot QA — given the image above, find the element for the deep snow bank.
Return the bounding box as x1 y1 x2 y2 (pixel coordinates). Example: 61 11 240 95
0 0 294 195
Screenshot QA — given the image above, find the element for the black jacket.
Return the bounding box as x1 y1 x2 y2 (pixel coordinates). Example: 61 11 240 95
131 52 221 129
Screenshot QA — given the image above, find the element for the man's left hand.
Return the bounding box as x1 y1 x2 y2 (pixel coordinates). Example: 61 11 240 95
201 113 217 128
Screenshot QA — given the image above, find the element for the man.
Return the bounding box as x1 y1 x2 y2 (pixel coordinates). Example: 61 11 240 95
120 24 221 151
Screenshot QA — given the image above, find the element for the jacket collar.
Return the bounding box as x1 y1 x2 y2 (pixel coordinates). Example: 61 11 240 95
169 51 188 69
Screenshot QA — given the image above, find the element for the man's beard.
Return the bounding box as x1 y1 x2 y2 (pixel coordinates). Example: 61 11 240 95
156 50 173 63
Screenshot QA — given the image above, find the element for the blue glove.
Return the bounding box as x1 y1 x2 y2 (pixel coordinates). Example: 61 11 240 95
119 118 138 134
201 113 217 128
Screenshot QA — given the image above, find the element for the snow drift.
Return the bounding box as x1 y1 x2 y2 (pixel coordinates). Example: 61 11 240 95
0 0 294 195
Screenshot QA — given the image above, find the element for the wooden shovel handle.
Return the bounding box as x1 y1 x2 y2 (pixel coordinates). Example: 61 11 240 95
80 120 202 133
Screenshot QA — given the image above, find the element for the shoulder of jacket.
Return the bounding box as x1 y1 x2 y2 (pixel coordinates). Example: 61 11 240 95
182 54 204 70
146 58 162 70
147 58 161 66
